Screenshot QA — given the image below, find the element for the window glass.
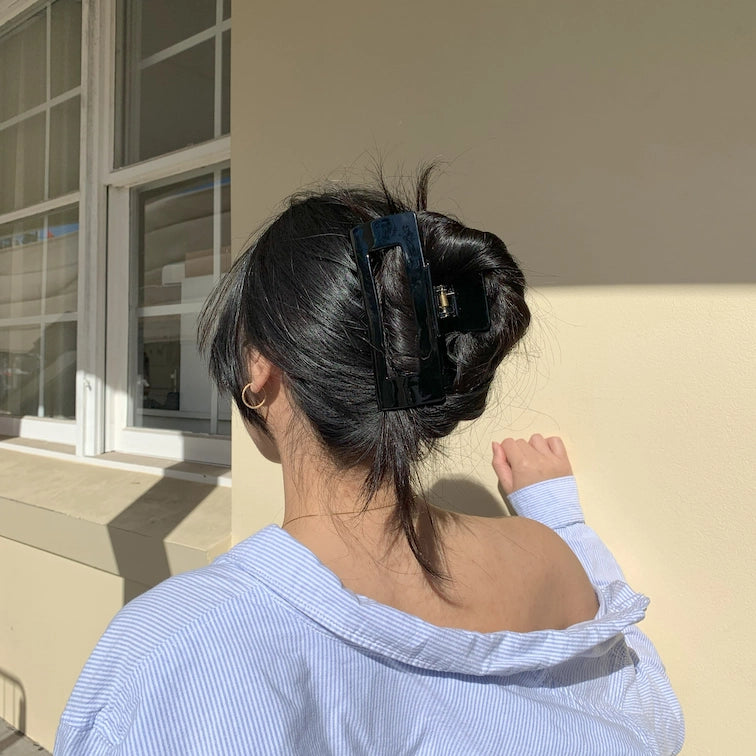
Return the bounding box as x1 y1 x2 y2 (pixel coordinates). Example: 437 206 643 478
0 0 81 215
0 206 78 419
136 313 215 434
221 30 231 136
133 171 230 435
0 114 46 215
0 215 44 319
0 12 46 122
44 320 76 418
220 167 231 267
117 0 230 166
139 174 214 307
140 0 216 58
138 41 215 162
45 206 79 315
51 0 82 97
49 96 81 198
0 325 40 417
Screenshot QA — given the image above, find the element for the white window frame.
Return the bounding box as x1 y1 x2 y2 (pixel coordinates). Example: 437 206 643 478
105 144 231 465
0 0 231 465
103 0 231 465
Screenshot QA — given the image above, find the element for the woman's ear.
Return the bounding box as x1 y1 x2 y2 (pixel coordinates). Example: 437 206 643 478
247 350 275 394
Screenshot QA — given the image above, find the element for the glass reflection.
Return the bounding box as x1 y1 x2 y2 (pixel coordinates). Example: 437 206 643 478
49 96 81 199
0 206 78 419
46 207 79 314
0 216 44 319
139 173 231 307
0 11 46 122
44 320 76 418
134 171 229 435
51 0 82 97
139 0 216 59
138 41 215 162
0 326 40 417
117 0 230 166
0 113 46 214
137 314 213 434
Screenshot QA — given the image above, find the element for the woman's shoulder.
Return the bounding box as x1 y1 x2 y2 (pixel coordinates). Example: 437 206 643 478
59 538 292 740
88 559 257 667
444 512 599 631
81 531 299 681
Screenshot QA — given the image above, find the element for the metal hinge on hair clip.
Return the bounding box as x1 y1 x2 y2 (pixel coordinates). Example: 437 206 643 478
434 285 458 319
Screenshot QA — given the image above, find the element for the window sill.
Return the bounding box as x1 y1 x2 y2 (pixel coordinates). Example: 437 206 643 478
0 441 231 589
0 435 231 486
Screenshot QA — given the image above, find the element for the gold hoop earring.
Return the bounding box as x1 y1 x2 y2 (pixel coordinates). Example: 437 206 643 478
241 383 266 410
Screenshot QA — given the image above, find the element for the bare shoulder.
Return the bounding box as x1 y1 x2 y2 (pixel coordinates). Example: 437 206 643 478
444 513 599 631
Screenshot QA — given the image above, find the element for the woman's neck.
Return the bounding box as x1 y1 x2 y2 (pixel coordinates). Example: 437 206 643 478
278 440 423 579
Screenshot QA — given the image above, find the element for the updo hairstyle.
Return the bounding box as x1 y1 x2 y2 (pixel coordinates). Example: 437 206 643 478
199 170 531 578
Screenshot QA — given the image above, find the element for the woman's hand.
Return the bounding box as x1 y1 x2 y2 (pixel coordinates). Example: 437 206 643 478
492 434 573 496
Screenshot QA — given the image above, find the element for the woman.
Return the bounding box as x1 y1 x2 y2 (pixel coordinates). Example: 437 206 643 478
56 173 684 754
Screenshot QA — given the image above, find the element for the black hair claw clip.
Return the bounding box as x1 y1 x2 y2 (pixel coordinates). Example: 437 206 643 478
350 212 490 411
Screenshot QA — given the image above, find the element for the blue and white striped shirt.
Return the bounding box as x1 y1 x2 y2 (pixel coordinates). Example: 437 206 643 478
55 477 684 754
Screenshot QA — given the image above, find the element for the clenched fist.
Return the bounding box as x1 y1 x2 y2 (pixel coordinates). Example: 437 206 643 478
492 434 573 495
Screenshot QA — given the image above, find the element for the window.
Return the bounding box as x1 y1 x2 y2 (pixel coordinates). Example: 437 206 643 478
0 0 231 464
0 0 81 444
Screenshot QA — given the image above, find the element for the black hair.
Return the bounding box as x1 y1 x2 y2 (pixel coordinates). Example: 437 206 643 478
198 168 530 579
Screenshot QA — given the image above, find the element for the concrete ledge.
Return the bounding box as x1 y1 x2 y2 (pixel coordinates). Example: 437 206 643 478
0 436 231 487
0 448 231 588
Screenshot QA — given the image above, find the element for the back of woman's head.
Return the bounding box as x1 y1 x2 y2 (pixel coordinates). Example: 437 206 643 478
199 168 530 578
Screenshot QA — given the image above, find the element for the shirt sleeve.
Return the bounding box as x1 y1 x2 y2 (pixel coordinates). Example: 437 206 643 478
508 476 685 756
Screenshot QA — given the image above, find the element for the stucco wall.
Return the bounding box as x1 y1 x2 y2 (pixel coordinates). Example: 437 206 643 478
230 1 756 753
0 536 131 749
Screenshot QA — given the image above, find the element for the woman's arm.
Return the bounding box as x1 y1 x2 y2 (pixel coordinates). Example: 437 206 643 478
492 435 685 756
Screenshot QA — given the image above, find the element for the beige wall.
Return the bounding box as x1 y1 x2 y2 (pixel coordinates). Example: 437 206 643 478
0 536 134 749
231 1 756 754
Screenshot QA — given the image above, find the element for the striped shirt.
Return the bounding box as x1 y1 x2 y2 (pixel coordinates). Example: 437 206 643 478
55 476 684 755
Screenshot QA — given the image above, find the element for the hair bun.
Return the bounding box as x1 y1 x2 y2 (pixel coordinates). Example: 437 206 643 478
377 210 530 424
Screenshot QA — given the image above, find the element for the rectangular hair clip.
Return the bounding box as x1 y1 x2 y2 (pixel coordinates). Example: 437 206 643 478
350 213 491 411
350 212 445 411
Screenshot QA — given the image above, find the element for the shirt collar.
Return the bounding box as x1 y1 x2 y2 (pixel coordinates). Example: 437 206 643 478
225 524 649 677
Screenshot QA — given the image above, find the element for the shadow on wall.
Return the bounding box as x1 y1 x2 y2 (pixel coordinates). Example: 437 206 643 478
427 477 514 518
106 468 215 605
488 154 756 288
0 667 25 735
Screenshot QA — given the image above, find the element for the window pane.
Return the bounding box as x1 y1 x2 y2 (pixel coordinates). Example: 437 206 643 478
0 325 40 417
221 29 230 136
117 0 229 166
0 216 44 319
138 41 215 162
139 174 214 307
138 314 179 414
136 314 213 434
0 11 46 122
133 170 229 436
51 0 82 97
49 96 81 198
221 168 231 273
139 0 216 58
223 0 231 21
45 206 79 314
0 113 46 215
44 320 76 418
